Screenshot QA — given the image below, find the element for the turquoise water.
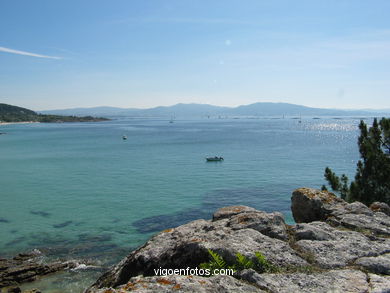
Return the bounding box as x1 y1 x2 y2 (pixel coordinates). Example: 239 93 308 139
0 117 362 289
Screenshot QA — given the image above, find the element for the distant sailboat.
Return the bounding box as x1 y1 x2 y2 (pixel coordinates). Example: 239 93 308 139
298 114 302 123
169 114 175 123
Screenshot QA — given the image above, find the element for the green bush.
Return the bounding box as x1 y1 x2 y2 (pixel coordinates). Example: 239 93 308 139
199 249 279 275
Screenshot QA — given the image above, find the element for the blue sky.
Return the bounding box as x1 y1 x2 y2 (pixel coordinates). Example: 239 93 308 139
1 0 390 110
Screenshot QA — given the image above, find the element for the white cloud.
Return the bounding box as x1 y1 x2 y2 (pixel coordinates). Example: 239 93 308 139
0 46 62 59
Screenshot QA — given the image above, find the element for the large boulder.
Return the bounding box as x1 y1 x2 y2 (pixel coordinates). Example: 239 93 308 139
291 188 346 223
291 188 390 237
86 189 390 293
86 206 306 291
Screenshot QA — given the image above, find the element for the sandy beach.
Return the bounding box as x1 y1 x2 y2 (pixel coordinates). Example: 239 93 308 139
0 121 39 125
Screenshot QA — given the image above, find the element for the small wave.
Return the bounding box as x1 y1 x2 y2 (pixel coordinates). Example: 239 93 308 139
71 262 100 271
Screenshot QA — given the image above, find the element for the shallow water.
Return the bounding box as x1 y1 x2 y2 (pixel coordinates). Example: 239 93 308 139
0 117 363 290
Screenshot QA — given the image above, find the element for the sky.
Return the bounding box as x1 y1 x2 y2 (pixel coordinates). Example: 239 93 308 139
0 0 390 110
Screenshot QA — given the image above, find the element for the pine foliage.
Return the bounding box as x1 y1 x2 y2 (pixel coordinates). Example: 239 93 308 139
323 118 390 205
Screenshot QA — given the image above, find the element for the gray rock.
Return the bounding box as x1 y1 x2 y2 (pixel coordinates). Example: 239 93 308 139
87 214 306 291
328 211 390 237
293 222 337 241
227 211 288 241
238 269 369 293
370 202 390 216
293 222 390 268
356 253 390 275
369 273 390 293
86 189 390 293
212 206 256 221
342 201 373 216
292 188 390 237
0 250 79 287
94 275 264 293
291 188 346 223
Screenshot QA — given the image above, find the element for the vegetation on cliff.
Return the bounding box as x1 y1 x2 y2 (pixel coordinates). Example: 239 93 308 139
0 103 109 123
322 118 390 205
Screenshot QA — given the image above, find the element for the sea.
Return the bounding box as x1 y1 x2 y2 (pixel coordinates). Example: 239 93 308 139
0 116 366 291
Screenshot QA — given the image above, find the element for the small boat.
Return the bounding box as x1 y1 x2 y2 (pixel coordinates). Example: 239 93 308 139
122 135 127 140
206 156 224 162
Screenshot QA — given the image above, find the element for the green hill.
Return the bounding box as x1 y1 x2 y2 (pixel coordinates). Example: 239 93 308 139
0 103 109 123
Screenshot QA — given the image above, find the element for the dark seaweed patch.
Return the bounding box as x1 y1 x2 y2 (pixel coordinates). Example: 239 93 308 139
53 221 73 228
133 187 291 234
0 217 10 223
133 208 209 234
30 210 51 218
5 236 26 247
78 233 112 243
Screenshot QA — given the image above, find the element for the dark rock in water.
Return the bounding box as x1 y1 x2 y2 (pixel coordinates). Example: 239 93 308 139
0 250 78 288
86 187 390 293
0 218 10 223
29 211 51 218
53 221 73 228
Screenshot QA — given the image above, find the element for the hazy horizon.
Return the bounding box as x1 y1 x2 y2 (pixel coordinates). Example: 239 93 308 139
1 1 390 110
34 102 390 112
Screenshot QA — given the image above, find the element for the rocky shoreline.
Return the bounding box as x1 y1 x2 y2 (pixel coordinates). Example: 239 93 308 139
1 188 390 292
87 188 390 293
0 250 78 292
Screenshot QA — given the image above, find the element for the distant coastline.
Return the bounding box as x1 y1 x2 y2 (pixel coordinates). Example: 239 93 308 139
0 103 110 124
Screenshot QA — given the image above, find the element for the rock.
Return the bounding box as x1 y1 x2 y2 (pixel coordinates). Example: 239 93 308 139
87 210 306 291
327 210 390 237
227 211 288 241
355 253 390 275
87 188 390 293
292 188 390 237
7 287 21 293
237 269 369 293
293 222 390 268
94 275 264 293
293 222 337 241
368 274 390 293
0 251 78 287
370 202 390 216
212 206 256 221
342 201 374 216
291 188 345 223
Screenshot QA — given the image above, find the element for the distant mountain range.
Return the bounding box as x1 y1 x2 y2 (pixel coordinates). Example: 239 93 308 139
39 102 390 118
